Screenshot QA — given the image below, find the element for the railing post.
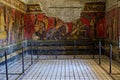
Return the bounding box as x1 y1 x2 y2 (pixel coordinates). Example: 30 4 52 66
55 54 57 59
55 40 57 59
109 44 112 73
4 51 8 80
37 45 39 59
74 40 76 59
22 47 24 73
93 42 96 59
99 41 101 65
31 42 33 64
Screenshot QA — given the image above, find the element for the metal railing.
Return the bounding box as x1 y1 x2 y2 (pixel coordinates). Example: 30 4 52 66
99 42 102 65
0 39 96 79
28 39 94 59
109 44 112 73
74 40 76 59
98 41 112 73
0 41 33 80
4 51 8 80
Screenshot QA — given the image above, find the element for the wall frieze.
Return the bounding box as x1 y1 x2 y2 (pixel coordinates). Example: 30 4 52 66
106 1 120 12
27 4 43 13
0 0 26 13
83 2 105 12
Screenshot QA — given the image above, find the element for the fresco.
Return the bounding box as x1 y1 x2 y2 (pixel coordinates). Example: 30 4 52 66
14 11 24 42
96 17 106 38
24 12 106 40
0 0 26 46
7 8 15 44
0 4 25 45
27 4 42 13
0 0 26 12
24 14 35 39
106 8 119 42
7 7 25 44
0 2 107 44
24 2 106 40
79 12 105 39
0 4 7 46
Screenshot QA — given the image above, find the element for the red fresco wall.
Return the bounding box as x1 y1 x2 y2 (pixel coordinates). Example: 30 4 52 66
24 12 106 40
96 17 106 38
0 3 25 45
0 5 6 44
24 14 35 40
80 12 106 39
106 7 119 42
24 14 75 40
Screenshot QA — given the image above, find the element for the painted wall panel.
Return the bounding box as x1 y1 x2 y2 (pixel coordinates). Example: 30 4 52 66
24 12 106 40
24 2 106 40
24 14 35 40
106 7 119 43
0 3 25 46
0 4 7 46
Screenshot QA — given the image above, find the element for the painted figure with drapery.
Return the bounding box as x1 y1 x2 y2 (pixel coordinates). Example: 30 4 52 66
8 10 15 44
0 7 7 40
113 16 117 41
46 19 68 40
33 20 46 40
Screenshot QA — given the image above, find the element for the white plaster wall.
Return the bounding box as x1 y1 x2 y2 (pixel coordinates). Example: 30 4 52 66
21 0 106 4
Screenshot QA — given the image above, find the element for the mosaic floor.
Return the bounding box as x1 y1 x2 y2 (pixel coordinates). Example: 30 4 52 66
0 55 120 80
19 59 113 80
94 55 120 80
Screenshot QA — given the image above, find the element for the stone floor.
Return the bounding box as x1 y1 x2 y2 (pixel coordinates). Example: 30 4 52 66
94 55 120 80
0 55 120 80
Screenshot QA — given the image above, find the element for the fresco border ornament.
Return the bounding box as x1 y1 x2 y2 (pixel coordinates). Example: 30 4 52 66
0 0 26 13
27 4 43 14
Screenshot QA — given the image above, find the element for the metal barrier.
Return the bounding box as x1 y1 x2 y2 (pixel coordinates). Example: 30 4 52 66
98 41 113 74
109 44 112 73
0 41 33 80
74 40 76 59
4 51 8 80
22 47 25 73
99 42 102 65
31 43 33 64
29 39 95 60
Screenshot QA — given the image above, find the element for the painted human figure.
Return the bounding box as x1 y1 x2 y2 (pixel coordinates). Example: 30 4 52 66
14 19 22 42
21 14 24 40
107 23 112 40
0 8 5 32
43 16 48 30
112 16 117 41
38 21 46 39
33 20 40 40
8 12 14 44
0 7 7 40
33 20 46 40
70 19 86 39
89 16 96 38
46 19 68 40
